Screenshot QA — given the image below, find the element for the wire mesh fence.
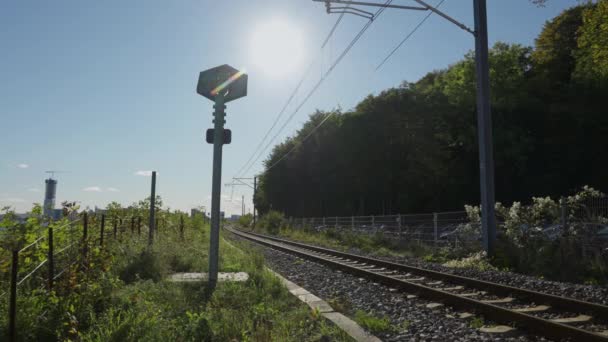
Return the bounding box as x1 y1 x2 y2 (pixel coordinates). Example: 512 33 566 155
288 197 608 250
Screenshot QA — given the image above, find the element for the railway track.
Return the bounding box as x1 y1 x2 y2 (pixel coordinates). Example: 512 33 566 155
227 227 608 341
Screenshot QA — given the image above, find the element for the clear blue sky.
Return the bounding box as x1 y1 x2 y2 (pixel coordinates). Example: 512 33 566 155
0 0 578 215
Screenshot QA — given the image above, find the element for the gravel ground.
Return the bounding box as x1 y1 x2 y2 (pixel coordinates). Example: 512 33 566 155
350 250 608 307
264 233 608 306
231 235 549 341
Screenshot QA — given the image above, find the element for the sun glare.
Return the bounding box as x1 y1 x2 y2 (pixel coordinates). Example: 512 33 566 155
250 19 305 78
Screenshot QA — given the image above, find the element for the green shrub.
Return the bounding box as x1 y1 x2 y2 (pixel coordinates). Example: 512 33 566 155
119 250 163 283
258 211 286 235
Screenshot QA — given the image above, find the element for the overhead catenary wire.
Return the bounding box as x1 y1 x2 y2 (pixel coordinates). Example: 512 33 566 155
375 0 447 71
265 111 336 172
237 0 394 178
234 9 351 179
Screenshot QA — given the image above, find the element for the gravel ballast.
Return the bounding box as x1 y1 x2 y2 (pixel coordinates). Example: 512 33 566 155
231 235 548 341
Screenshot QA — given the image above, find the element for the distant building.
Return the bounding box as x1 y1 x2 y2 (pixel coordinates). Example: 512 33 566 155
230 214 241 222
43 178 57 218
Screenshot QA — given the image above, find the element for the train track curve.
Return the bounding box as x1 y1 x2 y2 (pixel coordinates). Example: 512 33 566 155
227 227 608 341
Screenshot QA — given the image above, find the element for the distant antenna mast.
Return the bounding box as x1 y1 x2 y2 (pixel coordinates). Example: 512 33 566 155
45 170 69 179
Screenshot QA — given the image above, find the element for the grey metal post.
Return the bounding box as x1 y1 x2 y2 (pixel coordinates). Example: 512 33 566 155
433 212 438 245
148 171 156 246
253 176 257 228
209 93 226 285
398 214 402 237
323 217 326 226
351 216 354 230
560 198 568 230
474 0 496 256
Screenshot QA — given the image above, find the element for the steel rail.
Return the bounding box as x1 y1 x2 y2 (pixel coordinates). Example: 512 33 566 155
228 227 608 342
240 228 608 318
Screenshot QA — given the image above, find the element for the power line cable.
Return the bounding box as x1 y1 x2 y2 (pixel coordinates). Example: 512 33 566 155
375 0 446 71
233 10 353 179
265 111 336 172
238 1 393 177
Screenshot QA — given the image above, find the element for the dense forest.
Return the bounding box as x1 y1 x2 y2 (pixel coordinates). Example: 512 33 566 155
255 1 608 218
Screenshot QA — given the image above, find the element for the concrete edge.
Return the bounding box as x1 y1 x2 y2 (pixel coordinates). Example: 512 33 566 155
267 268 382 342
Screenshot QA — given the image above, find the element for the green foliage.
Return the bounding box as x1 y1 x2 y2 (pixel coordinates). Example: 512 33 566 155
254 2 608 222
0 201 351 341
258 210 286 235
238 213 254 228
353 310 393 334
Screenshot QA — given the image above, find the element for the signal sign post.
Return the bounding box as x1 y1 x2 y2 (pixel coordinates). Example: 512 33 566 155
197 64 247 286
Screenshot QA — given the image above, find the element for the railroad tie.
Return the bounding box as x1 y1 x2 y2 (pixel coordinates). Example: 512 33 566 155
513 305 551 313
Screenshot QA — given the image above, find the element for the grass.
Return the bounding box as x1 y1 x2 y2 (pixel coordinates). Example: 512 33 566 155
353 310 394 334
0 215 353 341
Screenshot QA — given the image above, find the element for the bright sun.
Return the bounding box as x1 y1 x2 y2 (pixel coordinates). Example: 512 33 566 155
250 19 305 78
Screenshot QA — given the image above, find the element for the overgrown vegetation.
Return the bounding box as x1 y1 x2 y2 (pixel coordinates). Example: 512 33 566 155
250 186 608 284
254 1 608 218
0 200 351 341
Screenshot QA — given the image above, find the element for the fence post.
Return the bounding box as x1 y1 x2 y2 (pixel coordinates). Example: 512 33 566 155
433 213 438 246
398 214 402 237
180 215 185 240
100 214 105 247
48 226 54 290
560 198 568 230
9 250 18 342
372 215 376 234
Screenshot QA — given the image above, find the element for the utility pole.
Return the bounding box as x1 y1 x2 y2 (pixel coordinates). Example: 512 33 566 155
197 64 248 286
148 171 156 247
253 176 257 228
242 195 245 216
314 0 496 256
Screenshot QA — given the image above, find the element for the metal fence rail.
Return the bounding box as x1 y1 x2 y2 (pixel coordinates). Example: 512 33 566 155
289 211 470 246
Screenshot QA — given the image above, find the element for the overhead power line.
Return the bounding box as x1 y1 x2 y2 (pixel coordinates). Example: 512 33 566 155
265 111 336 172
375 0 446 71
237 0 393 178
233 9 351 179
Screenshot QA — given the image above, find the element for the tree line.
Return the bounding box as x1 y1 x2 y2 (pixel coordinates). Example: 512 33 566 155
255 1 608 218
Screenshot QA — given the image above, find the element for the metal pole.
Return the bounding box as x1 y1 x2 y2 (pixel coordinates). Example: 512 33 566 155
242 195 245 216
473 0 496 256
100 214 105 247
48 226 54 290
180 215 185 240
433 212 438 245
209 93 226 285
253 176 257 228
149 171 156 246
9 250 18 342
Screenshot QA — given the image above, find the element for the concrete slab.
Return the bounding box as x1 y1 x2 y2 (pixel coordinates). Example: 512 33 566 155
323 312 382 342
308 300 334 313
290 287 310 296
426 303 444 309
481 297 514 304
551 315 592 324
298 293 323 303
479 325 517 334
168 272 249 283
269 269 382 342
513 305 551 313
